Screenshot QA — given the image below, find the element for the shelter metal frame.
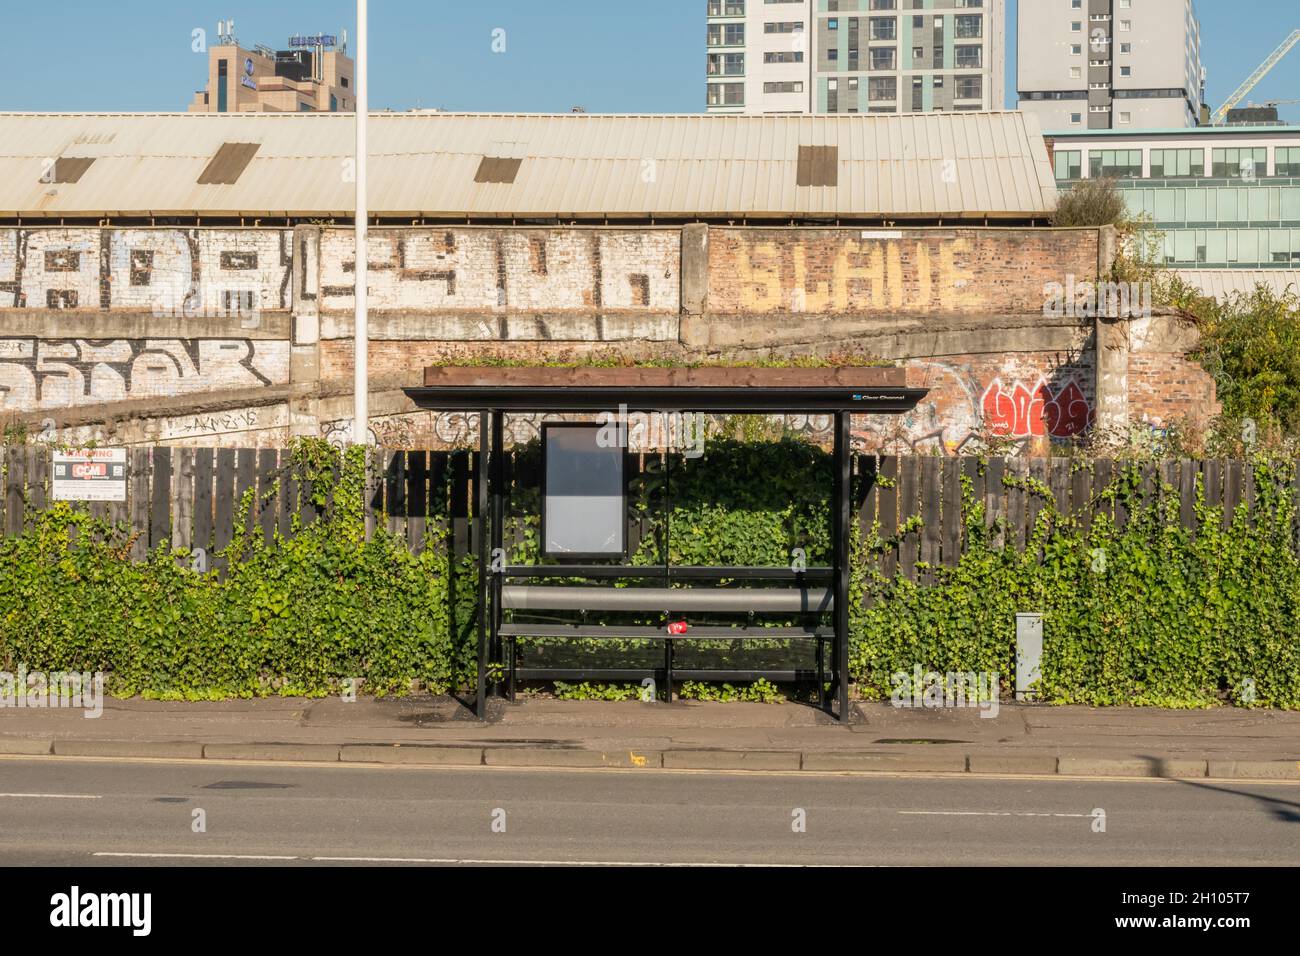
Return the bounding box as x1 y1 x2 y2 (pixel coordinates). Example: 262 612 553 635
403 379 927 722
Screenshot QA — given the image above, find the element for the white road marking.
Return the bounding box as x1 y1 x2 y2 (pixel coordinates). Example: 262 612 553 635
899 810 1089 818
0 792 101 800
94 852 297 861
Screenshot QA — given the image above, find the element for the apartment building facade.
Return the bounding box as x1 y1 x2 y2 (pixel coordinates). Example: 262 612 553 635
190 34 355 113
707 0 814 113
707 0 1005 115
1018 0 1203 131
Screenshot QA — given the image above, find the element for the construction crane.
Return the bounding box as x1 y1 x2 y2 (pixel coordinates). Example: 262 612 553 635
1212 29 1300 125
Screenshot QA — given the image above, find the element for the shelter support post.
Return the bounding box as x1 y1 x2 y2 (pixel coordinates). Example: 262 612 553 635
476 410 490 720
490 411 505 699
833 410 851 722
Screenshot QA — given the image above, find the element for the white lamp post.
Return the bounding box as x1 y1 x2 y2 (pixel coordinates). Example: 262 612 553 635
353 0 369 446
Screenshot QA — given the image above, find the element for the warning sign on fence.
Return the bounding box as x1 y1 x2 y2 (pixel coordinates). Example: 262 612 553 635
51 449 128 502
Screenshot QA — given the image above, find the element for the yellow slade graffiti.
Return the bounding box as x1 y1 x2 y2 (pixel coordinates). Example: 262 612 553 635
733 237 978 313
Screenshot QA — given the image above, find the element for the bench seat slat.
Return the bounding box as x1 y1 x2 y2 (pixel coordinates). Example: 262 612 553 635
498 623 831 639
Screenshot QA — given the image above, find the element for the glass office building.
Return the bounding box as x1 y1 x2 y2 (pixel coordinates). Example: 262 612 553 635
1047 127 1300 272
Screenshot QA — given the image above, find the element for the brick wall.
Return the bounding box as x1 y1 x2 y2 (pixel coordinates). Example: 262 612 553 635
707 228 1101 316
316 227 681 314
0 222 1219 454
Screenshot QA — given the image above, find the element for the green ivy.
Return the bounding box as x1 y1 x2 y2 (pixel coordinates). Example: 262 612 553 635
679 679 785 703
4 440 1299 709
0 447 454 700
852 459 1300 709
552 681 643 701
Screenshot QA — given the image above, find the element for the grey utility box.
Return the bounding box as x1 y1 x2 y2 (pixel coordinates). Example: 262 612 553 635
1015 613 1043 701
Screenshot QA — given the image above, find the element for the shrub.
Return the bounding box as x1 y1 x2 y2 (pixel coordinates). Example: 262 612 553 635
1052 176 1129 228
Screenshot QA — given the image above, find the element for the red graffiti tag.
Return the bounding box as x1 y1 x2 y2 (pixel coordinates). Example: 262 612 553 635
981 377 1093 439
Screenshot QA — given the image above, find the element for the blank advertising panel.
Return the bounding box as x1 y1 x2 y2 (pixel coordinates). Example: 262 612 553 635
542 424 625 558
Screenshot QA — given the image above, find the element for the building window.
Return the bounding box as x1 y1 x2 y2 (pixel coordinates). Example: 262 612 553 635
870 46 896 70
764 50 804 63
870 17 896 40
1071 44 1082 55
764 21 804 33
868 76 897 101
1070 66 1081 78
1119 65 1132 77
1119 43 1131 54
1212 147 1267 179
869 0 896 9
1276 147 1300 177
1150 148 1205 178
217 58 228 112
708 52 745 74
764 81 804 93
955 15 982 39
1118 111 1131 124
1070 112 1082 124
827 18 838 29
707 0 745 15
1089 149 1143 179
1054 150 1083 181
707 23 745 45
954 44 982 68
707 82 744 106
955 75 982 100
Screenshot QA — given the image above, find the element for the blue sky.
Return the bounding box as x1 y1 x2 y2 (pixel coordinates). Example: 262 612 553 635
1 0 1297 120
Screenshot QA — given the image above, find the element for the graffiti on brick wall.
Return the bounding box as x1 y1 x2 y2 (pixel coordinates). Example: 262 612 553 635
980 377 1094 439
317 229 680 313
0 338 290 411
711 231 1095 315
0 229 293 315
854 361 1096 456
723 237 976 314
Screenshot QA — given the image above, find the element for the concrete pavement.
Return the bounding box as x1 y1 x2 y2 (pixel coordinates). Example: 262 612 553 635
1 695 1298 780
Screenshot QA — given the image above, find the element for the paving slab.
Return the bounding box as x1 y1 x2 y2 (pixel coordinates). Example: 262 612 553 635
52 740 203 760
1207 759 1300 780
203 743 341 762
340 744 484 766
663 750 801 771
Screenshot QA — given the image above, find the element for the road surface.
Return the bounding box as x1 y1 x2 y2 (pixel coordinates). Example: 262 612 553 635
0 757 1296 866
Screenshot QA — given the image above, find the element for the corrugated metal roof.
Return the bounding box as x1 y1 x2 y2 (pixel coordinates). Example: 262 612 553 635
1178 269 1300 301
0 110 1058 219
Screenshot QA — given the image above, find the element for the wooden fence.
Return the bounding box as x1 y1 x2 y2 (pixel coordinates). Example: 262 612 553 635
3 447 1298 581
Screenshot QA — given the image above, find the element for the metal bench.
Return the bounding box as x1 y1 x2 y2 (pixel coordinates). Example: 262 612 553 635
497 575 837 706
